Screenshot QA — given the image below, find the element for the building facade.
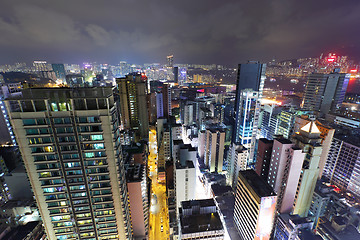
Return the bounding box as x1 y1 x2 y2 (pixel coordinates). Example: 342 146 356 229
5 88 133 240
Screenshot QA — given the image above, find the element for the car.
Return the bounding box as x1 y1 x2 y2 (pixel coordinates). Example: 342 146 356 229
161 225 163 232
160 217 163 223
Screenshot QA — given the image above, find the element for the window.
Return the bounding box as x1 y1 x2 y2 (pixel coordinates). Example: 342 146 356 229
91 135 103 141
23 119 36 125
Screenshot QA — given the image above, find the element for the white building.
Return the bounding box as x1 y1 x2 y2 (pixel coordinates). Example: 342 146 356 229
175 161 196 213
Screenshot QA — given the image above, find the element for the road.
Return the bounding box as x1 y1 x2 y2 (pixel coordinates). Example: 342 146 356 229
148 128 170 240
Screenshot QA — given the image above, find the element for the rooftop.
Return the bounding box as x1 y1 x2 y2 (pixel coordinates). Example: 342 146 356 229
176 160 194 169
274 136 293 144
180 212 223 234
125 164 145 182
181 198 216 210
239 169 276 198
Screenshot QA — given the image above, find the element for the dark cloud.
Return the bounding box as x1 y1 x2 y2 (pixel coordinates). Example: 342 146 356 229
0 0 360 65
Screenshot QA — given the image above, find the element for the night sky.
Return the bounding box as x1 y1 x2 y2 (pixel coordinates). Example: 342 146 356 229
1 0 360 65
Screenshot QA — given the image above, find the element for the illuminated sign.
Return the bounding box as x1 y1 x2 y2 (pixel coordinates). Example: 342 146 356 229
254 196 277 240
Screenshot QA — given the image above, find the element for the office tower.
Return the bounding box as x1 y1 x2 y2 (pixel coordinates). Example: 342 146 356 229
259 103 281 140
234 61 266 96
323 129 360 197
233 90 260 163
158 124 171 169
161 83 171 118
204 128 225 173
212 103 225 124
255 138 273 181
234 170 277 240
51 64 66 82
5 87 132 240
197 130 206 161
273 214 314 240
227 144 248 189
117 73 149 140
182 103 194 126
233 61 265 146
292 121 323 217
175 161 196 213
179 199 224 239
276 109 297 139
167 55 174 68
231 62 265 168
156 92 164 118
173 66 178 83
267 137 305 214
149 92 157 124
126 164 149 239
301 70 350 115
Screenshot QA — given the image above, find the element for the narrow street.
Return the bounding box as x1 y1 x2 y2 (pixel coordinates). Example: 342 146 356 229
148 128 170 240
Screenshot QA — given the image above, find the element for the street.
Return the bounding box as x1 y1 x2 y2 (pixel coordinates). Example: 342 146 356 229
148 128 170 240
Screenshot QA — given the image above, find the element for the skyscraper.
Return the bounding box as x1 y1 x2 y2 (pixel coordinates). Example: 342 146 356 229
301 70 350 115
5 87 132 240
233 90 260 163
117 73 149 140
232 62 266 165
51 64 67 82
204 128 225 173
234 170 277 240
234 62 266 96
161 83 171 118
292 121 323 217
266 137 305 214
255 138 273 181
167 55 174 68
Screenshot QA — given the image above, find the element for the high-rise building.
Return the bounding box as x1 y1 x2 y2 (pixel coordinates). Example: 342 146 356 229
179 199 225 240
173 66 178 83
323 128 360 197
117 73 149 140
255 138 273 181
273 214 314 240
234 170 277 240
292 121 323 217
234 61 266 96
204 128 225 173
156 93 164 118
167 55 174 68
259 103 281 140
227 144 248 189
175 161 196 213
233 89 260 163
126 164 149 239
233 61 266 146
51 64 66 82
0 82 22 145
161 83 171 118
301 70 350 115
5 87 132 240
33 61 49 72
293 115 334 179
267 137 305 214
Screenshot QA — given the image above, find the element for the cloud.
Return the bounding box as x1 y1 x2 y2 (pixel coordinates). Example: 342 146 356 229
0 0 360 65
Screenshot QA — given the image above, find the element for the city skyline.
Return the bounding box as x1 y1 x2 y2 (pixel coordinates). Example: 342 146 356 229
1 1 360 65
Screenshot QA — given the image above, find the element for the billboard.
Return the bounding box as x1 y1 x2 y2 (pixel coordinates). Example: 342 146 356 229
254 196 277 240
